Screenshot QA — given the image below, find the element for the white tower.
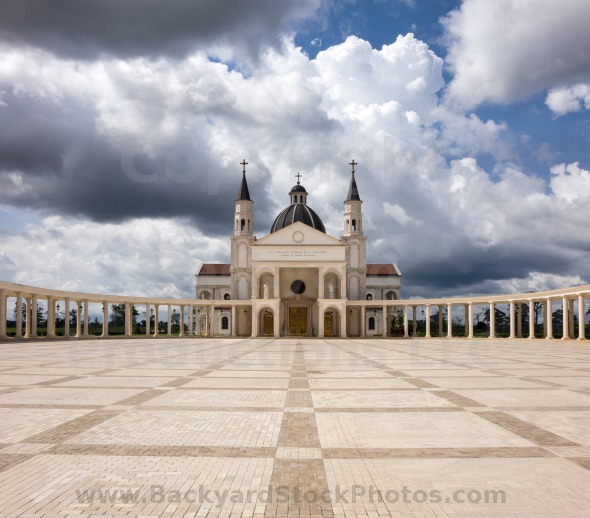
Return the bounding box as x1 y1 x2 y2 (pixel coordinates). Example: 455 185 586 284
230 160 255 299
342 160 367 300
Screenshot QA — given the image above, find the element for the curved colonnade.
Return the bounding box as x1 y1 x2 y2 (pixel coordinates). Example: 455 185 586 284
0 280 588 340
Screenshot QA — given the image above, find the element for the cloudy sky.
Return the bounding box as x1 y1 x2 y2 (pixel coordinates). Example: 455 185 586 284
1 0 589 299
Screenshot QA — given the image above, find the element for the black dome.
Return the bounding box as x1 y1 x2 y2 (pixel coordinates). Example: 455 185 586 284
290 184 307 193
270 204 326 233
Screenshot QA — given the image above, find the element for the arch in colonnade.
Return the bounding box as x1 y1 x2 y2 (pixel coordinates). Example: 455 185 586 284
0 281 588 341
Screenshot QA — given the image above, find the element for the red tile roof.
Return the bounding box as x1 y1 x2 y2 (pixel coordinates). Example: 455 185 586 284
366 264 399 276
198 263 231 276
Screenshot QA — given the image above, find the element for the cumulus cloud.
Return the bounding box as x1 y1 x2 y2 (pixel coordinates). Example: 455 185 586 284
0 216 227 298
546 83 590 116
550 162 590 203
443 0 590 108
0 28 589 299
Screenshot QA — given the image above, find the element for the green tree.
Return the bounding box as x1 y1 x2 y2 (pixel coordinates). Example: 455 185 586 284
36 305 46 326
110 304 138 328
13 301 25 322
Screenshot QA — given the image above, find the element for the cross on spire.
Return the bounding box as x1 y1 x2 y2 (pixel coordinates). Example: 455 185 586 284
295 172 302 185
349 159 357 174
240 159 248 174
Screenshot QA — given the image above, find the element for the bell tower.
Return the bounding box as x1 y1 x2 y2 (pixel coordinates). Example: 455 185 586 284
342 160 367 300
343 160 363 236
234 159 253 236
230 159 255 300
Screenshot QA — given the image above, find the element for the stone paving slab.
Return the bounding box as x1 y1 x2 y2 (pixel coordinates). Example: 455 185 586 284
0 337 590 517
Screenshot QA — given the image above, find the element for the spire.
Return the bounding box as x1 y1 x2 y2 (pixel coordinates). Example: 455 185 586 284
236 159 251 201
346 159 361 201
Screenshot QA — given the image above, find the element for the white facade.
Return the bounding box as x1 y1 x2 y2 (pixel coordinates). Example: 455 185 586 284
195 163 402 337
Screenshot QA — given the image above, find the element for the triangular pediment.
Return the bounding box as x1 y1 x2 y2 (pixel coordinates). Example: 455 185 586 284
253 221 344 247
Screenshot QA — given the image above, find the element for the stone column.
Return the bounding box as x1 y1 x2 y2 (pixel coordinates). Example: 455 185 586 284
509 302 515 339
154 305 159 337
467 303 474 339
382 306 387 336
546 299 553 339
562 297 569 340
206 306 211 337
102 302 109 337
438 306 443 337
167 305 172 336
340 309 347 338
273 306 280 338
340 273 346 301
231 305 236 337
47 296 55 338
528 300 535 339
568 299 575 338
542 301 547 338
464 304 469 337
0 289 6 339
83 300 89 337
64 298 70 337
31 295 38 338
179 305 185 337
274 267 280 301
318 268 325 299
403 306 409 338
16 291 23 338
516 303 523 338
76 302 82 337
412 305 417 337
188 305 194 336
489 302 496 339
251 308 258 338
425 305 431 338
24 297 31 338
578 294 586 340
360 306 366 338
145 304 151 337
124 303 132 337
447 304 453 338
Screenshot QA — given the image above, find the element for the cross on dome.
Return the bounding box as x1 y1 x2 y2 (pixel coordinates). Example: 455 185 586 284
295 172 302 185
240 159 248 174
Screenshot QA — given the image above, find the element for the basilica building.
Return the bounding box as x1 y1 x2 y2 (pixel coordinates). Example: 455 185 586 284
195 161 401 337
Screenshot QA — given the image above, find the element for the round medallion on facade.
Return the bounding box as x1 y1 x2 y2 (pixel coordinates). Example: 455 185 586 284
292 230 304 243
291 280 306 294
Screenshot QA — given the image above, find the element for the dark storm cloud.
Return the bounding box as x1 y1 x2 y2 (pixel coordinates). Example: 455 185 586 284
0 0 319 60
0 90 84 173
0 127 274 237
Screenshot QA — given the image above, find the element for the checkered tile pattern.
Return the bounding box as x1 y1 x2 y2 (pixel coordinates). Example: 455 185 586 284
0 337 590 516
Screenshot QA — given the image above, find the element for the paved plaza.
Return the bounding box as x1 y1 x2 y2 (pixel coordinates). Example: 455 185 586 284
0 338 590 517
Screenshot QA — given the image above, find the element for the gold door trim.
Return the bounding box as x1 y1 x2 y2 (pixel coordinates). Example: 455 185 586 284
324 313 333 337
289 307 308 336
263 311 274 336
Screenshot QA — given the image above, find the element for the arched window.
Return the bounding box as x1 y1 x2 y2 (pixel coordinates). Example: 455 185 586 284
386 291 396 300
241 219 246 231
223 294 230 300
352 219 357 231
346 219 350 232
368 317 375 330
221 316 229 330
366 294 373 300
